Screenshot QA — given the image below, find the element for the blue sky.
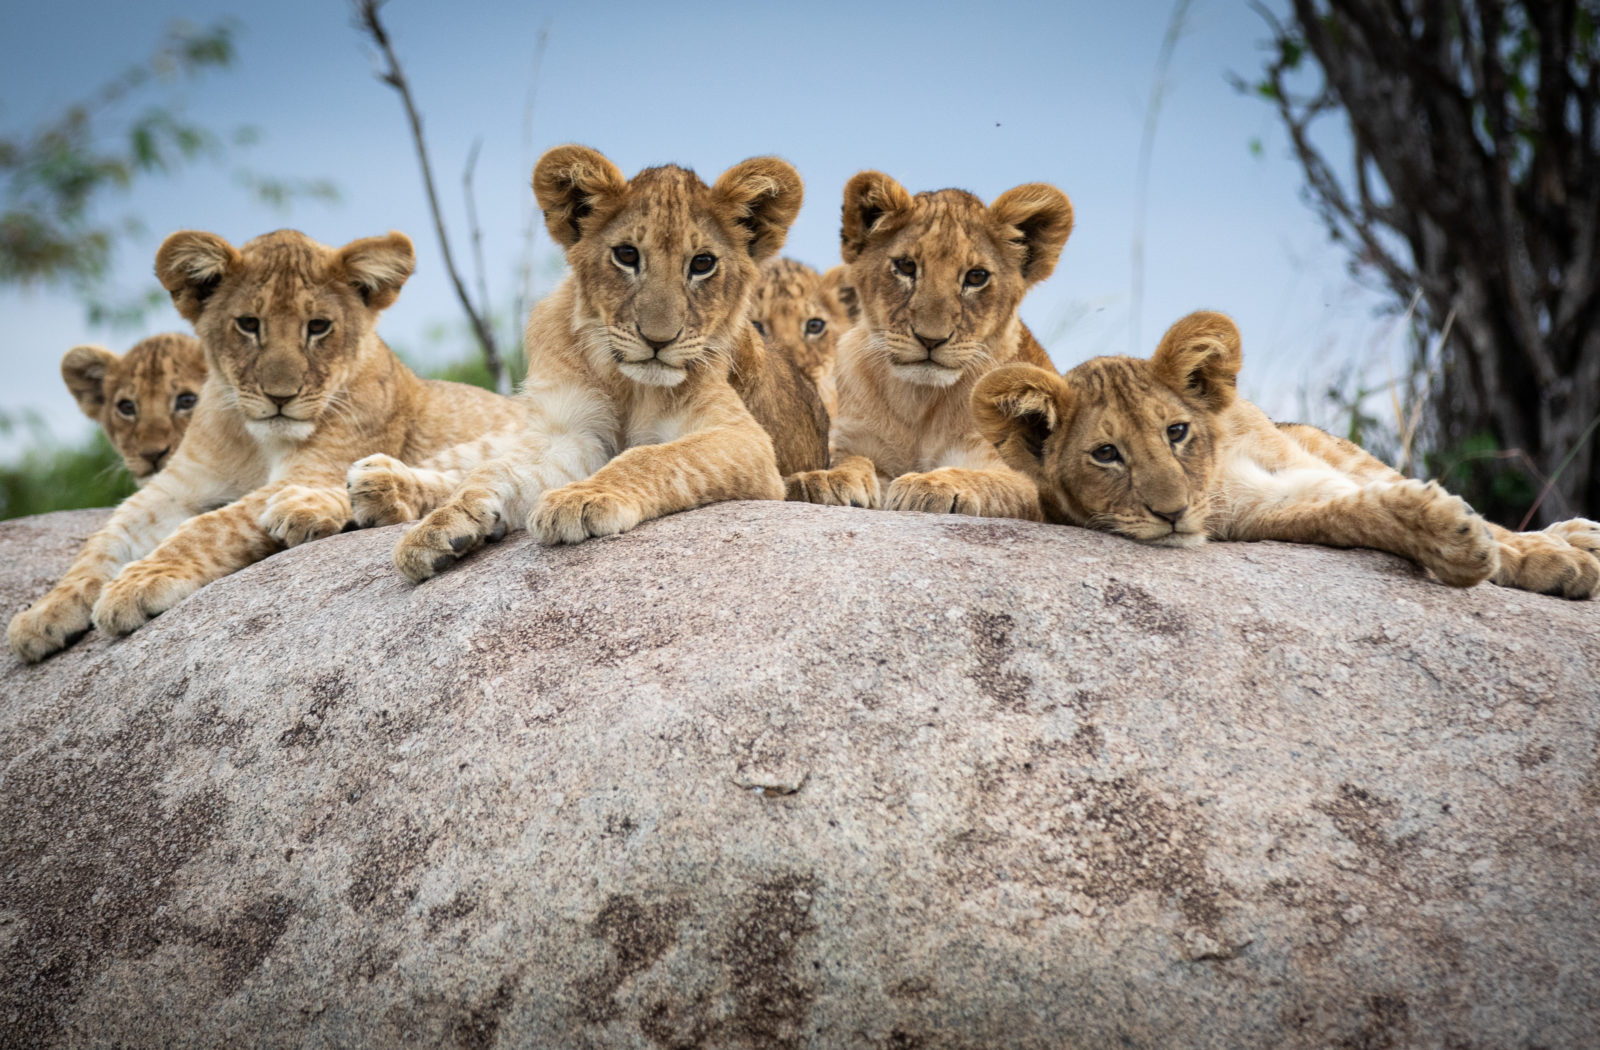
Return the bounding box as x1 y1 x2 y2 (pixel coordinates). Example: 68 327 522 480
1 0 1399 453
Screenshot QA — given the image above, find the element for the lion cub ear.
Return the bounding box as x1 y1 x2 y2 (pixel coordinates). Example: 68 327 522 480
971 364 1073 469
711 158 804 263
155 231 242 323
840 171 913 264
821 265 859 323
532 144 629 249
337 232 416 311
988 184 1074 285
1150 311 1243 412
60 345 119 419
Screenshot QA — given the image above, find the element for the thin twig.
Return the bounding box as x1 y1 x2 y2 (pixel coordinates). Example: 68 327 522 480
353 0 503 389
460 137 506 393
513 20 553 360
1516 408 1600 530
1130 0 1191 356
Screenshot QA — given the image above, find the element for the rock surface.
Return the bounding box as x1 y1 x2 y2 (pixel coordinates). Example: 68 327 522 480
1 502 1598 1049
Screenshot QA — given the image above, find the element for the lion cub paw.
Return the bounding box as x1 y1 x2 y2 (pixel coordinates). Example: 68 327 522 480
261 485 350 547
8 584 98 662
1493 520 1600 599
1383 480 1498 587
785 462 880 508
885 471 985 516
531 483 643 545
348 454 424 527
91 563 199 637
393 492 505 584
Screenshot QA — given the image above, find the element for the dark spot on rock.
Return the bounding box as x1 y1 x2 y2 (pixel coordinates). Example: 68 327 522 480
448 975 517 1050
604 813 639 838
182 894 296 995
1071 722 1105 757
888 977 934 999
886 1030 928 1049
579 894 689 1024
966 611 1032 711
1515 742 1555 769
1101 579 1187 635
1313 783 1413 868
721 874 819 1050
346 818 438 915
1337 994 1412 1050
940 521 1023 548
279 670 354 749
427 891 480 933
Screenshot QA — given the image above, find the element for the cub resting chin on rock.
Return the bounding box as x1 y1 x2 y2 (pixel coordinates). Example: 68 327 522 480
971 310 1600 599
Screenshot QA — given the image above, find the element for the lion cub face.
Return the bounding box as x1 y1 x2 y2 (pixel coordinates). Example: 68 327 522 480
973 311 1244 546
748 257 855 382
532 145 803 390
841 173 1073 388
155 228 415 443
60 332 207 481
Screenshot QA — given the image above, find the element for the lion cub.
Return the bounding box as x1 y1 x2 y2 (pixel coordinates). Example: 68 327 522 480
8 229 524 662
972 310 1600 598
61 333 207 482
357 145 802 584
748 256 856 414
786 172 1074 520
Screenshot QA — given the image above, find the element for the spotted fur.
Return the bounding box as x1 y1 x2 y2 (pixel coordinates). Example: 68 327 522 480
61 333 207 482
787 172 1073 519
973 310 1600 598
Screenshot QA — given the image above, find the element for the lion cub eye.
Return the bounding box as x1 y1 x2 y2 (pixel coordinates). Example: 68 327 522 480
307 319 331 337
1167 422 1189 443
751 320 766 336
612 245 640 269
892 258 917 278
804 317 826 336
1091 444 1122 464
963 268 990 288
689 253 717 276
175 392 198 411
116 399 137 418
235 316 260 335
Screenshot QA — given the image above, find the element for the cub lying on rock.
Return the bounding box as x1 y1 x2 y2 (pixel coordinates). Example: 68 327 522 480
972 310 1600 598
8 229 524 662
351 145 811 583
61 333 207 483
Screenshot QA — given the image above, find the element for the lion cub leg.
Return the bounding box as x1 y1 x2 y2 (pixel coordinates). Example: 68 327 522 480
885 466 1043 521
1485 518 1600 599
348 430 523 527
785 454 882 508
7 483 198 661
533 422 783 545
1226 475 1497 587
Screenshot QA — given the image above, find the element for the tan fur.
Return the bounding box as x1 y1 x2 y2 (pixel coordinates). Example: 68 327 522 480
787 172 1073 520
365 146 799 584
61 333 207 482
748 256 856 414
973 310 1600 598
8 229 523 662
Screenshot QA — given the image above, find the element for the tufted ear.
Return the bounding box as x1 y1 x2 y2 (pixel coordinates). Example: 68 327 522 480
337 232 415 311
988 183 1074 285
1150 311 1243 412
971 363 1073 469
840 171 914 264
711 157 804 262
60 345 118 419
532 144 629 249
821 265 858 323
155 231 242 322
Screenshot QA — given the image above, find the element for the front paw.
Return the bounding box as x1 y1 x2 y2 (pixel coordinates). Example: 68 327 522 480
1387 480 1498 588
92 565 199 637
885 471 982 515
393 492 505 584
1494 521 1600 599
8 584 98 662
348 454 422 527
261 485 350 547
530 483 643 545
785 463 880 508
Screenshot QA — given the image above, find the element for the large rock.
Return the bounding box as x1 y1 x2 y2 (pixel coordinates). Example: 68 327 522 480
1 502 1597 1049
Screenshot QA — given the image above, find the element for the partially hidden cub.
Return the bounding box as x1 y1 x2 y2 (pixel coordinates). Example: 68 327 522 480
748 255 856 416
61 333 207 482
972 310 1600 598
786 171 1074 519
349 145 806 584
8 228 524 662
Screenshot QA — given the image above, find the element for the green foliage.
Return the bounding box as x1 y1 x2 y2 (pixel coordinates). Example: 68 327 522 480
1427 432 1539 524
0 423 135 521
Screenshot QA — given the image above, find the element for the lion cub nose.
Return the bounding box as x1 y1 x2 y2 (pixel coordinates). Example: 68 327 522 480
141 447 170 470
265 391 299 408
915 331 951 353
637 326 681 354
1148 504 1187 525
